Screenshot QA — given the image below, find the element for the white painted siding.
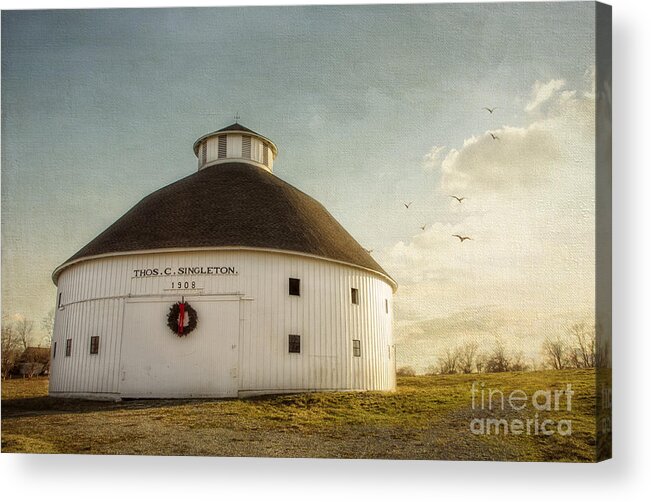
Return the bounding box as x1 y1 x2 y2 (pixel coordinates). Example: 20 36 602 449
206 136 218 162
227 134 242 159
49 298 124 396
119 296 240 398
50 249 395 398
265 145 274 171
251 137 263 164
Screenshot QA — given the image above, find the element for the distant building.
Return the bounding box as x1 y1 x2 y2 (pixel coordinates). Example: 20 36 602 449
17 347 50 377
49 123 397 399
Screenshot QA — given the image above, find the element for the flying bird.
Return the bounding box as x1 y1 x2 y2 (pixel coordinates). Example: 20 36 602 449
450 195 465 203
489 132 500 140
483 107 498 114
420 225 427 231
364 248 374 254
452 234 473 242
403 202 413 209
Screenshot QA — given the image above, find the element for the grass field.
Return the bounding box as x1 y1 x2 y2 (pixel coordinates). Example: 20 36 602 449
1 370 601 461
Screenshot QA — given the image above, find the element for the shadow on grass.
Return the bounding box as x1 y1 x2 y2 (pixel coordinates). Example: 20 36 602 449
2 389 353 420
1 396 237 419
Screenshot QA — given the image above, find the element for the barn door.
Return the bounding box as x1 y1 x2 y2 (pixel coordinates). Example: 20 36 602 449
119 296 240 398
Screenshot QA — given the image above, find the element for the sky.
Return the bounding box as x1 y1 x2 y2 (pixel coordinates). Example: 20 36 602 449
2 2 599 370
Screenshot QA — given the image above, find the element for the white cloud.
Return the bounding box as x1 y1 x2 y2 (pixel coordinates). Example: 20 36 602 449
440 124 563 193
525 78 566 112
440 80 594 195
422 145 446 171
384 75 597 369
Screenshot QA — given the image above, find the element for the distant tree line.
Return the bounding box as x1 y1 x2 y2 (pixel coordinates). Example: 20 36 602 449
1 311 54 379
426 339 530 375
541 322 610 370
397 322 608 376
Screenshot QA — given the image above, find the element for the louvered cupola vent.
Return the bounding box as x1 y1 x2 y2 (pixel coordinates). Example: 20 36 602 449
193 123 278 174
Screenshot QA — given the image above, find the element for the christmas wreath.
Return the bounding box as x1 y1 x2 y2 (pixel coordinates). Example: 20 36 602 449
166 301 198 337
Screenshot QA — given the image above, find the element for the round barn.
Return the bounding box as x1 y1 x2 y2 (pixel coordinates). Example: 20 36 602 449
49 123 397 399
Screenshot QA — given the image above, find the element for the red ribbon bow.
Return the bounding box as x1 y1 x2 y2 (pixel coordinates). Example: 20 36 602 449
178 302 185 335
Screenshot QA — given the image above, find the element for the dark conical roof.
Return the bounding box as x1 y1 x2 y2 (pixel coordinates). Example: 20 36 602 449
54 163 395 287
217 123 259 133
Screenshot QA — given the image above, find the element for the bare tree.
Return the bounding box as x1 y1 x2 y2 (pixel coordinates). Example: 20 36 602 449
396 366 416 377
475 353 487 374
509 351 529 372
424 365 438 376
529 357 539 372
41 309 55 347
542 336 567 370
1 321 20 379
14 317 34 351
458 341 478 374
438 347 460 374
567 323 596 368
484 339 511 373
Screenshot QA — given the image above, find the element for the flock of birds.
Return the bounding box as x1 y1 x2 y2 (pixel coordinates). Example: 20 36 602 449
366 107 502 254
449 195 472 243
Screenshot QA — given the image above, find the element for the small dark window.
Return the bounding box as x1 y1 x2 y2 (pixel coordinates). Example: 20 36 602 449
218 135 227 158
289 334 301 354
351 288 359 305
263 145 269 166
53 342 57 359
353 339 361 357
65 339 72 357
289 278 301 296
58 292 62 309
90 336 100 355
201 141 207 164
385 299 389 314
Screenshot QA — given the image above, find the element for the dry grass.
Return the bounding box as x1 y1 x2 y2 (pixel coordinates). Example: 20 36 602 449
1 370 602 461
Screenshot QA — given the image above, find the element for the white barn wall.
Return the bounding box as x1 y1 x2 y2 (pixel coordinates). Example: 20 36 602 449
119 296 241 398
50 298 124 397
50 249 395 398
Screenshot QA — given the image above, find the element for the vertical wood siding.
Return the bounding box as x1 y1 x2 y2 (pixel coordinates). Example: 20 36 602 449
50 250 395 397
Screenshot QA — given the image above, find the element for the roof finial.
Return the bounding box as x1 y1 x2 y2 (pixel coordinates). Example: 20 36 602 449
234 112 240 124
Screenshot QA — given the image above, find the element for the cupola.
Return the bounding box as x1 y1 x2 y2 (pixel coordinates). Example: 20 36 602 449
192 123 278 173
